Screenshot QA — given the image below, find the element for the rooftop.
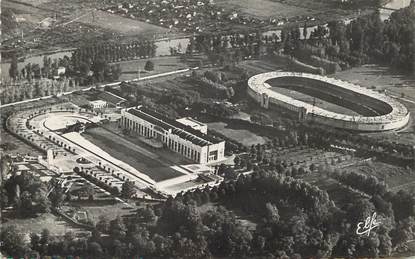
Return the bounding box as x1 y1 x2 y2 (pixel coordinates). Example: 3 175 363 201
127 106 222 147
89 100 107 105
176 117 207 128
98 91 126 105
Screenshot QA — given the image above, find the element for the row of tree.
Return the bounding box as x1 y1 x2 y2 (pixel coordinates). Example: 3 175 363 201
71 41 156 64
0 78 78 104
7 39 156 89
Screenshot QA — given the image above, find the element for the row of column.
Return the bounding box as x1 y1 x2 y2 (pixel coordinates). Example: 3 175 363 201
121 116 201 163
167 138 201 162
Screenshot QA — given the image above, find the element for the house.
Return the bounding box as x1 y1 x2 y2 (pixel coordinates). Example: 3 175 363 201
88 100 107 109
57 67 66 75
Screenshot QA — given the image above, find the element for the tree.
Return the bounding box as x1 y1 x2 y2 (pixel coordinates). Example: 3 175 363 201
109 216 127 240
30 233 41 252
9 53 19 80
121 180 136 198
88 242 103 258
265 202 280 223
19 191 34 217
0 225 30 257
39 229 50 254
91 58 108 82
112 64 122 81
49 185 65 209
79 61 91 77
144 60 154 71
217 164 227 175
96 215 109 233
35 193 51 213
141 206 156 223
234 156 240 167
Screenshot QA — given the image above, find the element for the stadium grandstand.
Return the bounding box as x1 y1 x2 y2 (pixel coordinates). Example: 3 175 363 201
248 72 409 131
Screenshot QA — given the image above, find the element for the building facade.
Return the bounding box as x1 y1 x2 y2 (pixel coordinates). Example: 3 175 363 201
89 100 107 109
120 106 225 164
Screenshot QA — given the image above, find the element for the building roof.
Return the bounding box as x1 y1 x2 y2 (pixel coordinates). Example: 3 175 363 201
127 107 222 147
98 91 126 105
176 117 207 129
89 100 107 105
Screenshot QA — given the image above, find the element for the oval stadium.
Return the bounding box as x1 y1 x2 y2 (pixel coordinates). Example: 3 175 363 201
247 72 410 131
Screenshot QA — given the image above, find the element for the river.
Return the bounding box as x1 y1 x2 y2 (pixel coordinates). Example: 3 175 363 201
0 38 190 81
1 0 410 81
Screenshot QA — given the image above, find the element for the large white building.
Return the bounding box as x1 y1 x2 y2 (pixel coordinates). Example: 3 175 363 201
120 106 225 164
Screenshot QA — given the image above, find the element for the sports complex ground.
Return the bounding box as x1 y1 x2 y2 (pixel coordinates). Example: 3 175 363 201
82 126 185 182
269 85 360 116
7 103 190 185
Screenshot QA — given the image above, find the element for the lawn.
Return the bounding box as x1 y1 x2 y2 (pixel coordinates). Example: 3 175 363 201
215 0 319 19
35 0 169 37
1 212 88 237
342 161 415 194
116 56 188 81
302 174 366 209
67 200 136 223
334 64 415 100
215 0 355 23
0 129 43 156
82 127 184 182
239 59 285 75
76 9 169 37
335 64 415 145
269 86 360 116
207 122 268 146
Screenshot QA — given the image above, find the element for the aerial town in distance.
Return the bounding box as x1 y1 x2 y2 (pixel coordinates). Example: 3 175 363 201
1 0 415 258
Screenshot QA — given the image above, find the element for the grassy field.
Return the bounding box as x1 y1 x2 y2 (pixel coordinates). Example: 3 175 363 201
0 129 43 156
269 85 360 116
82 127 184 182
75 9 169 37
334 64 415 99
303 174 365 208
207 122 268 146
215 0 355 22
238 59 285 75
342 161 415 194
335 64 415 145
35 0 170 37
117 56 188 81
215 0 320 19
67 200 136 223
1 212 88 237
